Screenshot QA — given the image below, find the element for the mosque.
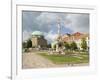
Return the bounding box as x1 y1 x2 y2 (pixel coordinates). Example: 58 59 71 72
31 31 47 48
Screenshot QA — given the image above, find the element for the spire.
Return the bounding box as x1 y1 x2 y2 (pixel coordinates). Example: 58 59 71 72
57 17 61 38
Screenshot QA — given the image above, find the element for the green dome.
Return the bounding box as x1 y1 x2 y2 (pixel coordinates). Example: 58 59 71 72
32 31 43 36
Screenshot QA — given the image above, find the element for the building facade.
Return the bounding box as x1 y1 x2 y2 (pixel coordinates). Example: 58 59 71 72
62 32 89 50
31 31 47 48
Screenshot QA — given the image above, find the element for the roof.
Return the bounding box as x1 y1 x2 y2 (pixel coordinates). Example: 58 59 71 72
72 32 83 36
32 31 43 36
62 32 89 42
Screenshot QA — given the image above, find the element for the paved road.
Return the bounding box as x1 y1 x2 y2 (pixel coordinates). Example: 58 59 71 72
22 51 57 69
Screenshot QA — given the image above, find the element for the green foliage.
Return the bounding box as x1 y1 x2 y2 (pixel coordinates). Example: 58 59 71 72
47 44 51 48
81 38 87 51
23 39 32 49
70 41 78 50
22 42 27 48
63 42 78 51
27 39 32 48
64 42 70 50
53 44 56 49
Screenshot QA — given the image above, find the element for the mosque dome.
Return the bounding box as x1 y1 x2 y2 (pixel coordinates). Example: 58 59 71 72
32 31 43 36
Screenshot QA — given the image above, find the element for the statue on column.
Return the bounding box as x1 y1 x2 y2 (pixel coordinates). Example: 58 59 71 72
56 17 65 55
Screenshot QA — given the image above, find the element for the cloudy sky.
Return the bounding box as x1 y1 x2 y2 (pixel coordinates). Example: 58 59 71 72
22 11 89 43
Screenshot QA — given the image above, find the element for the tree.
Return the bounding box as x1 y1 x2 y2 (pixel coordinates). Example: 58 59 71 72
81 38 87 51
53 44 56 49
27 39 32 48
70 41 78 50
47 44 51 48
64 42 70 50
22 42 27 48
58 42 62 47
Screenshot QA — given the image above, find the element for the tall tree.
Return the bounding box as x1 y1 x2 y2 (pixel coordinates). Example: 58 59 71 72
47 44 51 48
64 42 70 50
22 42 27 48
81 38 87 51
70 41 78 50
27 39 32 48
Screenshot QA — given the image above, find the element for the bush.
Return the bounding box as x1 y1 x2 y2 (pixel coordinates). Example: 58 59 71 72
81 38 87 51
64 42 70 50
70 41 78 50
22 42 27 48
22 39 32 49
27 39 32 48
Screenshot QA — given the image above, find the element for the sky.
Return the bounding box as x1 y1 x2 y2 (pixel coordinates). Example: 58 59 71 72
22 11 89 43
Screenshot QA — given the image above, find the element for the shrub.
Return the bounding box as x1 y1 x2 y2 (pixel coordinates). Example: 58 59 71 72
70 41 78 50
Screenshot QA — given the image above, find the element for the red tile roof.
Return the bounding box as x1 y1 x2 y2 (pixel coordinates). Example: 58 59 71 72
62 32 89 42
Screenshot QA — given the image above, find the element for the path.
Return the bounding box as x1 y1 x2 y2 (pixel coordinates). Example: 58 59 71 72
22 51 57 69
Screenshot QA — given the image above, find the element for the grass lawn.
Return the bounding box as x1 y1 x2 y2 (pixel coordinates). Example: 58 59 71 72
38 52 89 64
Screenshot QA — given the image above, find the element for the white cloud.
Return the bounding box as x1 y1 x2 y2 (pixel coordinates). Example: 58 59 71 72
45 30 57 43
23 11 89 42
23 30 31 41
64 14 89 33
